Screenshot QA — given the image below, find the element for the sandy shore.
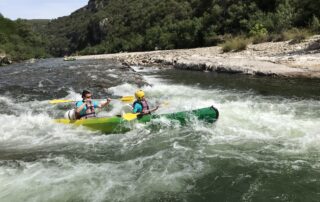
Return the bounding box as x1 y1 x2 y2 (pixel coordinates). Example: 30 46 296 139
76 35 320 78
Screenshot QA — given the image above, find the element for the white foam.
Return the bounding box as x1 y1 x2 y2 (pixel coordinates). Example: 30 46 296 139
1 68 320 201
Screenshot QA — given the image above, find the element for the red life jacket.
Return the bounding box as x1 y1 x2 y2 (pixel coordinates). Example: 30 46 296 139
133 99 150 114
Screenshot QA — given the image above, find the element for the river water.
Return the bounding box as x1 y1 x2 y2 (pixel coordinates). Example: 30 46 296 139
0 59 319 202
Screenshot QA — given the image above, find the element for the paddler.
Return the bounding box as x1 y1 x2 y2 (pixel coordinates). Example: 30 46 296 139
132 90 159 116
75 90 111 119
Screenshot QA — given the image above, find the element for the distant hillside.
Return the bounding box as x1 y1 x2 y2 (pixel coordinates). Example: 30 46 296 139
38 0 320 56
26 19 51 33
0 16 49 61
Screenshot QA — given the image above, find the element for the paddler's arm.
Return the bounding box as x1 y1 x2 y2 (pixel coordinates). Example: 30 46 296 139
133 102 159 114
140 105 159 115
133 103 142 113
148 105 159 113
98 98 112 108
75 102 86 114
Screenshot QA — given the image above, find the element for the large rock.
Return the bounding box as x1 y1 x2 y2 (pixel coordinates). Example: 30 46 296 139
0 55 12 66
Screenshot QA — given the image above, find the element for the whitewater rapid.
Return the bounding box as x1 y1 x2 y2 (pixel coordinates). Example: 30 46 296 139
0 63 319 201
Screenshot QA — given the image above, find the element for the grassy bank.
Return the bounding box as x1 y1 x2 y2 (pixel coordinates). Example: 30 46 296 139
221 28 314 52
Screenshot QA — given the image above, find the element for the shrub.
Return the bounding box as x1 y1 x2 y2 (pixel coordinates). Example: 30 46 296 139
250 23 269 44
221 37 249 52
203 30 223 46
310 15 320 33
252 34 269 44
249 23 268 36
267 28 311 43
284 28 311 44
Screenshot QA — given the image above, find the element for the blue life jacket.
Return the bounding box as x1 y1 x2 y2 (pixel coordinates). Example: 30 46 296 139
76 101 97 119
133 99 150 114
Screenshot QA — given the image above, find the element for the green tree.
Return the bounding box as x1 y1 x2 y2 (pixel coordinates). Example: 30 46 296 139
250 23 268 36
28 0 320 56
273 0 295 32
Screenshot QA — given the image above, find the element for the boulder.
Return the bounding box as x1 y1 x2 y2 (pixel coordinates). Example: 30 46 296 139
0 55 12 66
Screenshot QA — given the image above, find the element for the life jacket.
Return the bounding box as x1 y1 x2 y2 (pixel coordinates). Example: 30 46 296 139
133 99 150 114
76 101 96 119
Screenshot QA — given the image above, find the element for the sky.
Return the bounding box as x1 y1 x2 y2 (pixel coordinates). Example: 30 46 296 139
0 0 88 20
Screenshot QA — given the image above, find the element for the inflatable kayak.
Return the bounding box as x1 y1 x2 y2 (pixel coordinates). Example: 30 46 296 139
55 106 219 134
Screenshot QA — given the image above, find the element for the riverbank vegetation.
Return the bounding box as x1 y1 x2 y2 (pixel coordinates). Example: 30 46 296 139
0 15 49 61
2 0 320 60
221 28 313 52
43 0 320 56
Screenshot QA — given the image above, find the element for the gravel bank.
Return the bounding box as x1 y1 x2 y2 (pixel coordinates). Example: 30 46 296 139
76 35 320 78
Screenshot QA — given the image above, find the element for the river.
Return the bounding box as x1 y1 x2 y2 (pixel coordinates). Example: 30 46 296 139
0 59 319 202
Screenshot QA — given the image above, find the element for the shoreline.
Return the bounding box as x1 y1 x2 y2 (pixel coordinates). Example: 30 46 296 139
77 35 320 78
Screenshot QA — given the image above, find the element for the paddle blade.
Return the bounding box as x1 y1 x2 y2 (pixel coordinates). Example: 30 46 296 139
120 96 134 102
161 101 170 106
122 113 139 121
49 95 134 104
49 99 74 104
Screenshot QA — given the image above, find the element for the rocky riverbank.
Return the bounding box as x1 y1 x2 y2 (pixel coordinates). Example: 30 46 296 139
0 54 12 66
78 35 320 78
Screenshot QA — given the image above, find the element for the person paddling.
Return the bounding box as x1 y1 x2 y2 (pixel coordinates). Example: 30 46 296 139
75 90 111 119
132 90 159 116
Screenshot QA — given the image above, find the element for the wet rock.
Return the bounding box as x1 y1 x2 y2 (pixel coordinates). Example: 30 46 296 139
307 40 320 51
121 62 131 68
0 56 12 66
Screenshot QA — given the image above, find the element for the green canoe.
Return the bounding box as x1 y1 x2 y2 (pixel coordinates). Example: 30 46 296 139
55 106 219 134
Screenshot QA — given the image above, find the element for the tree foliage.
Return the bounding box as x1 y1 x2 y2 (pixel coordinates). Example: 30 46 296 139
43 0 319 56
3 0 320 59
0 16 48 60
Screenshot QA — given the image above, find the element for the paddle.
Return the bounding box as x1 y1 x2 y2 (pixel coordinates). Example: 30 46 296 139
122 101 169 121
122 113 140 121
49 96 135 104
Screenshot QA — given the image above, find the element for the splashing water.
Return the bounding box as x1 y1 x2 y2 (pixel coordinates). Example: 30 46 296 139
0 61 320 201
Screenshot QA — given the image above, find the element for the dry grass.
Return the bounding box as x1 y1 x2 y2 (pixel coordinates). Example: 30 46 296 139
221 37 250 52
268 28 312 44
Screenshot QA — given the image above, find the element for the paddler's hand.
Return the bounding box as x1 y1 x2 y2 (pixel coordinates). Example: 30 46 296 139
85 98 92 105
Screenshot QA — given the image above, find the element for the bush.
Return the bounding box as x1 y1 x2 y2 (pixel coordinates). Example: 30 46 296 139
203 25 224 46
266 28 311 43
249 23 268 44
310 15 320 33
283 28 311 44
252 34 269 44
221 37 249 52
249 23 268 36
